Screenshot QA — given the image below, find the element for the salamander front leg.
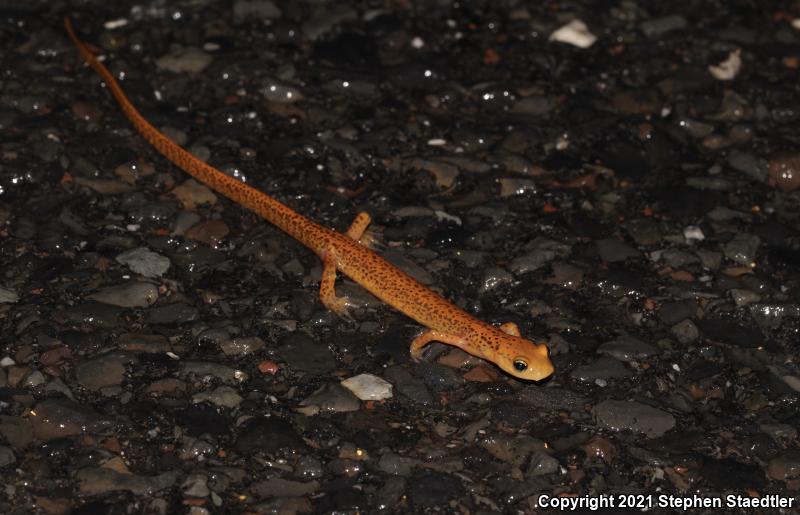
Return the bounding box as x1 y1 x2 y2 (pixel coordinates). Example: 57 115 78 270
499 322 521 337
410 329 466 362
319 248 353 320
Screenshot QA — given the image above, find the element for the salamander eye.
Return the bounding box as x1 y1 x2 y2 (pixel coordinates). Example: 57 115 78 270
513 359 528 372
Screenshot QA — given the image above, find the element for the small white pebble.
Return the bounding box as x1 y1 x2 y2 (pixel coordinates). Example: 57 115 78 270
549 20 597 48
434 210 462 225
427 138 447 146
708 49 742 81
341 373 393 401
0 357 15 367
411 36 425 49
103 18 129 30
683 225 705 242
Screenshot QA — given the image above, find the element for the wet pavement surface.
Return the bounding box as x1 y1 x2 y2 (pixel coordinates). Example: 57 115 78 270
2 1 800 514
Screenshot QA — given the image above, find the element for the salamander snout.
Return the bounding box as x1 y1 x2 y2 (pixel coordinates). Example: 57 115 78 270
502 338 554 381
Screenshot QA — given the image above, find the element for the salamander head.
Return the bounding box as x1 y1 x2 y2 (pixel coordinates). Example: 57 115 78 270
492 332 554 381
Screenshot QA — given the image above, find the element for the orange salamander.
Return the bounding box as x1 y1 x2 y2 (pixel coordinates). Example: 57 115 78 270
64 18 554 381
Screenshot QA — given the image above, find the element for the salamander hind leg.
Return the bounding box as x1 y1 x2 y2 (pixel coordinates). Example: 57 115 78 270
499 322 521 337
346 212 371 240
410 329 466 362
320 248 353 320
346 211 381 250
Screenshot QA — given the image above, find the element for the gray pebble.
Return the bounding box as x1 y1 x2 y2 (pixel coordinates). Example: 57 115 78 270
296 456 324 479
76 352 137 391
543 262 584 290
640 15 687 38
233 0 281 23
192 386 243 408
658 299 698 325
251 477 318 499
749 303 800 330
671 319 700 344
728 151 768 182
77 468 179 495
58 302 122 329
571 357 632 382
730 288 761 307
22 370 46 388
624 218 661 246
155 48 213 73
686 176 733 191
511 96 555 117
708 206 750 222
0 446 15 467
509 249 556 274
276 332 336 375
596 238 640 262
378 451 419 476
593 399 675 438
182 473 210 497
87 281 159 308
767 452 800 481
180 361 247 384
173 211 203 236
479 266 514 293
723 233 760 266
0 286 19 304
0 416 33 450
416 362 463 392
116 247 171 278
259 78 304 103
146 303 200 325
658 249 699 268
384 366 434 405
759 423 797 443
296 383 360 416
30 398 112 441
517 387 588 412
597 334 660 361
697 249 722 269
220 336 265 357
526 451 559 477
479 433 547 466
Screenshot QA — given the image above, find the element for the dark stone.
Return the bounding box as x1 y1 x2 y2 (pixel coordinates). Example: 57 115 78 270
145 302 200 325
599 141 649 178
658 299 697 325
696 319 764 348
655 186 721 219
177 405 231 437
491 402 538 427
407 470 464 508
235 416 305 453
384 366 434 405
700 457 765 490
276 332 336 375
415 362 463 392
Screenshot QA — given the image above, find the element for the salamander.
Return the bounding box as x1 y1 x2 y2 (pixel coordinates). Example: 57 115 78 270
64 18 554 381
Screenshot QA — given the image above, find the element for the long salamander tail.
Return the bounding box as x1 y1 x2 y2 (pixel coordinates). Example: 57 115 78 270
64 18 154 141
63 17 312 241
